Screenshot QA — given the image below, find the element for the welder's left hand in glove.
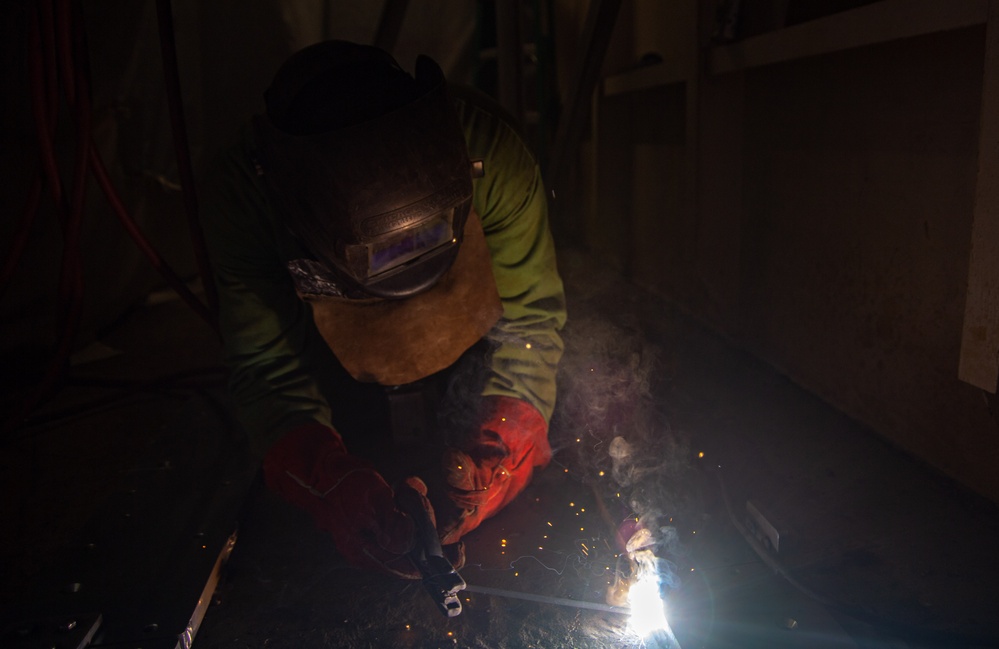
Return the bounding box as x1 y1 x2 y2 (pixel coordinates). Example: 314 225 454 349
263 422 422 579
440 395 551 544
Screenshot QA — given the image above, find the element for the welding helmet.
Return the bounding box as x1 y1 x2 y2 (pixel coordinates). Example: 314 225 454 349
254 40 475 299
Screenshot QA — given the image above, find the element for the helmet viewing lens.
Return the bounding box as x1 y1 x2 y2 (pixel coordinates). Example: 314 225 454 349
364 207 457 278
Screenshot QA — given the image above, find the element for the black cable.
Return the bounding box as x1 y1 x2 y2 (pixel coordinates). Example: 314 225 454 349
3 366 228 444
154 0 220 324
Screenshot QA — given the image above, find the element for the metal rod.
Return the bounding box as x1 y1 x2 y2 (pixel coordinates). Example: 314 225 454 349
464 584 629 615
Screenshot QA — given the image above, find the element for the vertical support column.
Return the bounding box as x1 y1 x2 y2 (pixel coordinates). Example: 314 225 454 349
496 0 524 124
547 0 623 196
680 0 702 303
374 0 410 53
959 0 999 393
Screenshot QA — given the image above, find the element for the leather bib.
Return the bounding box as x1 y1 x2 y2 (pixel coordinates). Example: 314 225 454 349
303 210 502 386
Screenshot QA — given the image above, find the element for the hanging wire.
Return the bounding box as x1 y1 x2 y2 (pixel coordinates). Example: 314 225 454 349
3 0 221 436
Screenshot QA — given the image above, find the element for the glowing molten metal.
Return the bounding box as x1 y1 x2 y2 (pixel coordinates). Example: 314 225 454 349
627 549 670 637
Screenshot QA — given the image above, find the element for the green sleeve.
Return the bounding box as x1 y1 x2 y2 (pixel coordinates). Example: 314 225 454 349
200 132 334 456
455 91 567 423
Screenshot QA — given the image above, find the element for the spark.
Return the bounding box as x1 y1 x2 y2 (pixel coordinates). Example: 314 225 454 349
599 470 605 476
698 451 705 458
525 343 532 349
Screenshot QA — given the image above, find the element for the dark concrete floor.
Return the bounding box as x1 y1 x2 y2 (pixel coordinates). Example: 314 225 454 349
2 249 999 648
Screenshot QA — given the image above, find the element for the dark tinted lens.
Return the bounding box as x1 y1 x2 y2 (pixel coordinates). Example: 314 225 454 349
368 209 455 277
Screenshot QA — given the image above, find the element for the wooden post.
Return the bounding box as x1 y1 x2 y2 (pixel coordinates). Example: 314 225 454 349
959 0 999 393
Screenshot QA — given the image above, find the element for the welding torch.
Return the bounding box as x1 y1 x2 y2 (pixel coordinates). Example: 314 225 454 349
395 481 466 617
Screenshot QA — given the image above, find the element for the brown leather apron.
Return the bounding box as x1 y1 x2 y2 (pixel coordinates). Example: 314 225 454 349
301 211 502 386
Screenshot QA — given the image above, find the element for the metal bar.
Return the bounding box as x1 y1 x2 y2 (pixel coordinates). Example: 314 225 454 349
465 584 629 615
546 0 623 194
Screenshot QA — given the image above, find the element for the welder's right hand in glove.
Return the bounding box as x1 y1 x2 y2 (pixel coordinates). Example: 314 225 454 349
262 421 420 579
439 396 551 544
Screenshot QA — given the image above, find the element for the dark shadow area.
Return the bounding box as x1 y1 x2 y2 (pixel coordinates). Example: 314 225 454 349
3 248 999 648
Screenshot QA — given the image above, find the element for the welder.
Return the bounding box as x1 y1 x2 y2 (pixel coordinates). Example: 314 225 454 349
200 40 565 579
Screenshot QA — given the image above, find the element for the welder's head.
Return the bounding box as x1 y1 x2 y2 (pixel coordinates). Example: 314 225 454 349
255 40 474 299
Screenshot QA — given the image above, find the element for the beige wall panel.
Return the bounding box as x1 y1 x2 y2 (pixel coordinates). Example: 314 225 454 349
737 28 999 499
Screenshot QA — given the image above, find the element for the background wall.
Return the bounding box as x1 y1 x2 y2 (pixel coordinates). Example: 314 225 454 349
2 0 998 504
582 0 999 503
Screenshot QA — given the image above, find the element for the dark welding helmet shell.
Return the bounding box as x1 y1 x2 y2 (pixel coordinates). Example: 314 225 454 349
254 48 472 299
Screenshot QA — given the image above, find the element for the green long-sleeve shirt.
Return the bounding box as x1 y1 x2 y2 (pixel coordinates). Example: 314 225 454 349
201 89 566 456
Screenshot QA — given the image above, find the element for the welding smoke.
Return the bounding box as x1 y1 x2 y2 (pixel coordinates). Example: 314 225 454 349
609 435 634 485
551 310 692 524
550 251 698 599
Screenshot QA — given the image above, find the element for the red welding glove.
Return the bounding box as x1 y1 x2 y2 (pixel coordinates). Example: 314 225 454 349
440 396 551 544
263 422 422 579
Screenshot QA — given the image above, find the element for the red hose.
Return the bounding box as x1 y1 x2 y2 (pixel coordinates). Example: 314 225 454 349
6 0 83 430
56 0 89 339
38 0 60 134
4 0 221 433
27 5 66 222
0 175 43 300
